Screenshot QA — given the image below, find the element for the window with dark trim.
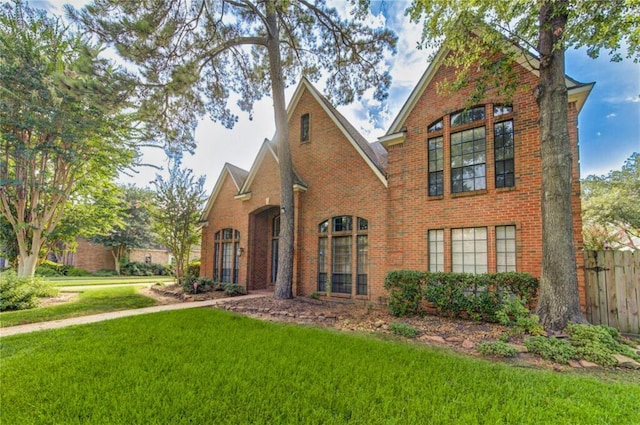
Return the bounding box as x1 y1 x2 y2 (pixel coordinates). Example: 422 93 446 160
428 136 444 196
428 119 443 133
317 216 368 295
213 228 240 283
451 127 486 193
494 104 513 117
450 106 485 127
301 113 310 142
494 120 515 188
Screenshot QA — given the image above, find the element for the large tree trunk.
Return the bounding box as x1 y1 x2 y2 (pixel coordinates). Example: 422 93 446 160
266 2 295 299
16 230 43 277
17 253 38 277
535 0 586 331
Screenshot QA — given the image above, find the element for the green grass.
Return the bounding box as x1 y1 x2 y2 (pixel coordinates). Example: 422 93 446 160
1 309 638 424
45 275 175 286
0 287 157 327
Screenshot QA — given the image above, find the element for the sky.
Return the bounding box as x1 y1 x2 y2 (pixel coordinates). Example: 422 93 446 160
40 0 640 195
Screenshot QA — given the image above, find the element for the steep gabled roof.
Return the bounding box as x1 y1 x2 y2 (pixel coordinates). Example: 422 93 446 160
199 162 248 222
235 138 308 199
381 35 594 146
288 78 388 187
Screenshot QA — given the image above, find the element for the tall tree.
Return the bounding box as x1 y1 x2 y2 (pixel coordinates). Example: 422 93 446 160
582 153 639 250
407 0 639 330
0 1 138 276
90 185 155 274
69 0 397 299
151 154 206 281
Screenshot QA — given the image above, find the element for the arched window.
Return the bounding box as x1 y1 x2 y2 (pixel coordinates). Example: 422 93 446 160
213 228 240 283
318 216 368 296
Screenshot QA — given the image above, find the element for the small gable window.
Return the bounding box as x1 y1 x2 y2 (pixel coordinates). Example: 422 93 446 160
428 119 443 133
494 104 513 117
450 106 485 127
301 113 310 142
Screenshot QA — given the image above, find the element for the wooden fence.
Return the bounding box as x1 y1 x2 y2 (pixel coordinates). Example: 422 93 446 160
583 250 639 335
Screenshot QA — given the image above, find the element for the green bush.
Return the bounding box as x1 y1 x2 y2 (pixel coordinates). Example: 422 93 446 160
383 270 428 317
0 271 56 311
64 267 91 277
384 270 539 321
477 341 519 358
389 322 419 338
566 323 640 367
524 336 577 364
223 284 246 297
186 260 201 278
121 261 171 277
495 298 545 337
35 259 64 277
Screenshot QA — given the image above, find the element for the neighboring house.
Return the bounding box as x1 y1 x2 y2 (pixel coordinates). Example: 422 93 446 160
199 42 592 307
53 239 201 273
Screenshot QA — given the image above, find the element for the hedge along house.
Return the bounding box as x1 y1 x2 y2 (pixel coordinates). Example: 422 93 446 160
200 42 593 307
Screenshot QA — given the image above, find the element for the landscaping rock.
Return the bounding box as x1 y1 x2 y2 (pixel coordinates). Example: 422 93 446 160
462 339 475 349
374 320 385 328
612 354 640 370
568 360 582 368
421 335 446 344
579 359 600 368
446 336 463 343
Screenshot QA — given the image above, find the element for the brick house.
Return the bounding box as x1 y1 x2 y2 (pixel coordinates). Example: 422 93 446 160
199 44 592 306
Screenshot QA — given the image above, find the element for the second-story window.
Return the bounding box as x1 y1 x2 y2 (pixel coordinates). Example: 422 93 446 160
451 127 486 193
301 113 310 142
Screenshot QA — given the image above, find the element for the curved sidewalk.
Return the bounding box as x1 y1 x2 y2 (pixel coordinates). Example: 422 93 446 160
0 293 266 338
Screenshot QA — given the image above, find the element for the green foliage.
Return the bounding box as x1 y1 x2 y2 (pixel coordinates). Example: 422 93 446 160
151 159 206 281
384 270 427 317
476 341 518 358
0 271 56 311
566 323 640 367
93 269 119 277
384 271 538 321
186 260 201 278
308 292 321 300
223 284 246 297
495 298 545 337
582 153 639 250
121 262 171 277
0 2 138 276
389 322 419 339
524 337 578 364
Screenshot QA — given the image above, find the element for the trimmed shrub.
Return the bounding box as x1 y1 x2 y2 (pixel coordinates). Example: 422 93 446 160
384 270 539 321
0 271 56 311
93 269 118 277
35 260 64 277
121 261 171 276
384 271 428 317
223 284 246 297
186 260 200 278
64 267 91 277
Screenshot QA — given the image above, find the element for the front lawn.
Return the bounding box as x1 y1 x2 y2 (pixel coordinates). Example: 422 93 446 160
1 309 638 424
45 275 175 287
0 286 157 327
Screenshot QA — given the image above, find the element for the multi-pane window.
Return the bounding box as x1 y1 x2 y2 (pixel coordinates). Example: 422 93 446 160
356 235 368 295
428 136 444 196
332 236 352 294
301 113 310 142
451 227 487 274
451 127 486 193
494 120 515 188
317 216 368 295
213 228 240 283
428 119 443 133
494 105 513 117
318 237 327 291
496 225 517 272
428 229 444 272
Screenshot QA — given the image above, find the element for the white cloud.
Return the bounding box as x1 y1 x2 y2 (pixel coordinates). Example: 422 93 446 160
597 132 602 136
606 113 616 119
626 95 640 103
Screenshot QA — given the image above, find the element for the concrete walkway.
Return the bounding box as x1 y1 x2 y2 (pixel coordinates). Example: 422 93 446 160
0 293 266 338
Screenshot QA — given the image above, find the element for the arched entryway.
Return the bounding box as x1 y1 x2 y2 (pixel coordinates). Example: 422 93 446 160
247 205 280 290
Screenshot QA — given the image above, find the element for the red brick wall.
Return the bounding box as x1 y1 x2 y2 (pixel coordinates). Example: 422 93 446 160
74 239 115 273
200 60 585 308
